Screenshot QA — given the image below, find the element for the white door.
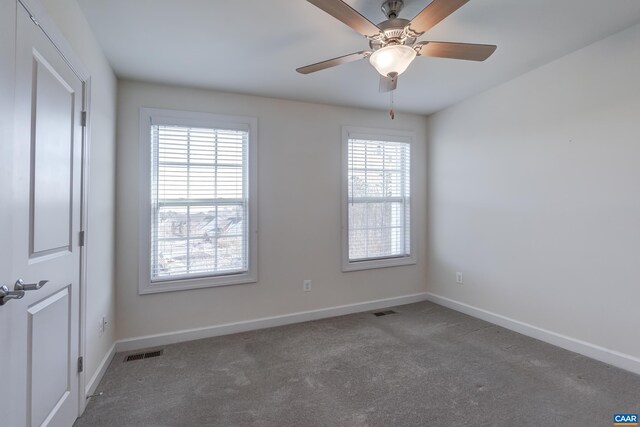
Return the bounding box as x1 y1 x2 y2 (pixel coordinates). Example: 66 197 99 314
0 4 84 426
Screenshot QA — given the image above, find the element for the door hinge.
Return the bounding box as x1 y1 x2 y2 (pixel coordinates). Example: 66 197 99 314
81 111 87 127
78 356 84 373
29 14 40 28
78 230 85 247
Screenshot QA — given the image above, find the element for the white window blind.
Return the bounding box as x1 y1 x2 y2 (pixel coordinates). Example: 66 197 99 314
347 137 411 262
150 123 249 282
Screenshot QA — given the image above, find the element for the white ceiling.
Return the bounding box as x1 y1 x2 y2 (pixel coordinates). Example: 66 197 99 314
77 0 640 115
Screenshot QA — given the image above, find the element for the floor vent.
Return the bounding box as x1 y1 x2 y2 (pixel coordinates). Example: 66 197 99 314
373 310 397 317
124 349 164 362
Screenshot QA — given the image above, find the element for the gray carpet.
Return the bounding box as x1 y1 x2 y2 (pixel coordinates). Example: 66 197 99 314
75 301 640 426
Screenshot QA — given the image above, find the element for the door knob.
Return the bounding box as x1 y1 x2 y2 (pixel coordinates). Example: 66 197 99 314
14 279 48 291
0 285 25 306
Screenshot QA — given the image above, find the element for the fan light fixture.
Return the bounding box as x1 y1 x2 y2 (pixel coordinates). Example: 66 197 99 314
369 44 417 77
296 0 498 96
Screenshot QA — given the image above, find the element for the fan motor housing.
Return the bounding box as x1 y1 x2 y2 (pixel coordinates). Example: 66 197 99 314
369 18 416 51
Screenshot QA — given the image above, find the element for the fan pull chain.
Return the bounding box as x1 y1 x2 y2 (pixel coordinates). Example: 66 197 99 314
389 91 395 120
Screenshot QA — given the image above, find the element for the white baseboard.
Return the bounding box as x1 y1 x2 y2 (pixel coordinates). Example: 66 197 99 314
426 292 640 376
85 342 116 398
115 292 429 353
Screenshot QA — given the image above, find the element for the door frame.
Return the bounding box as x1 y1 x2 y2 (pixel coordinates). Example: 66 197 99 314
17 0 92 415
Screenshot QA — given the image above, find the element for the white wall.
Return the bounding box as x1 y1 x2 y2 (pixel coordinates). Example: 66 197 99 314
40 0 118 391
427 24 640 361
116 80 428 340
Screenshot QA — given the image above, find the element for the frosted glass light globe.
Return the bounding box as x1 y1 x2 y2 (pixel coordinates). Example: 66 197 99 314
369 45 417 77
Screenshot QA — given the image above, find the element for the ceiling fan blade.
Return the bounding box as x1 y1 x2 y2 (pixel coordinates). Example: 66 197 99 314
297 50 371 74
407 0 470 36
379 74 398 92
307 0 381 38
415 41 496 61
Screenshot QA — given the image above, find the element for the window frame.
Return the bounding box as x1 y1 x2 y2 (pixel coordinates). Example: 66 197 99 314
138 107 258 294
341 126 416 272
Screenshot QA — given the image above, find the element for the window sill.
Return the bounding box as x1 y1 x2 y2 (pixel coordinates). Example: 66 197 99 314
138 271 257 295
342 255 416 272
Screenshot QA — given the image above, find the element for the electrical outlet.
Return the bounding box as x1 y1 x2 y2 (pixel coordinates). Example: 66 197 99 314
303 280 311 292
98 316 108 336
456 272 464 284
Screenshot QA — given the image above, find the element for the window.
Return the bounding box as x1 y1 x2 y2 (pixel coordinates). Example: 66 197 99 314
342 127 415 271
139 108 257 294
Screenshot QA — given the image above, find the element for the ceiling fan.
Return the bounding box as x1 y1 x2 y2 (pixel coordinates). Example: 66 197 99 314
297 0 497 92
